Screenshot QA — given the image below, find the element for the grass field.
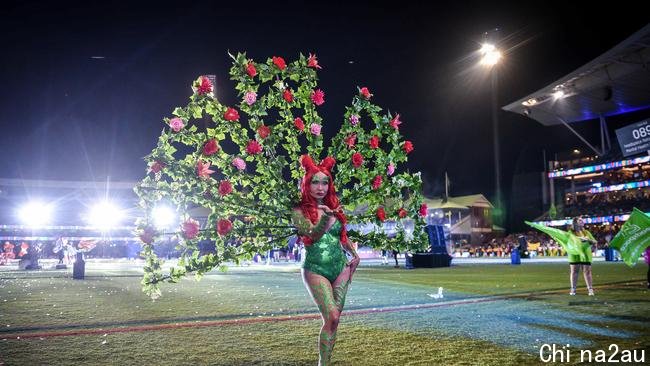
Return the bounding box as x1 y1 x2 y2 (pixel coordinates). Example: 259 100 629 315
0 260 648 365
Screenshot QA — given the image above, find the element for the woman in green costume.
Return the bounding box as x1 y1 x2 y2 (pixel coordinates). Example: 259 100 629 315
567 217 597 296
292 155 360 365
527 217 596 296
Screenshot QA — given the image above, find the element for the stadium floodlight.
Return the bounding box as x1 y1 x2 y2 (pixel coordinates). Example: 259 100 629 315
18 201 53 227
152 205 176 230
552 90 565 99
478 38 504 225
479 43 501 66
88 201 123 230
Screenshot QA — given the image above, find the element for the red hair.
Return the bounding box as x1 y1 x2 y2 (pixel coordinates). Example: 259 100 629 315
298 155 348 245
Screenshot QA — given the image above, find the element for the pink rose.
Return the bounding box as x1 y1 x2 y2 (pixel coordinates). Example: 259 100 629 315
139 226 156 244
244 91 257 105
310 123 321 136
387 163 395 176
390 114 402 130
196 160 215 178
398 208 408 218
169 117 184 132
203 139 219 156
349 114 359 126
307 53 322 69
344 134 357 148
182 218 200 239
311 89 325 106
232 157 246 171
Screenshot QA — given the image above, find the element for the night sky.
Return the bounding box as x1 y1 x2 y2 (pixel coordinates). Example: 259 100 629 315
1 1 648 226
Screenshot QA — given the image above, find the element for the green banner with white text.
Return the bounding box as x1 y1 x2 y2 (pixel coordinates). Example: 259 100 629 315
609 208 650 267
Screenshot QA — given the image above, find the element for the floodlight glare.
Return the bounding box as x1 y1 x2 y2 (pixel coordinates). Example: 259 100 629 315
552 90 565 99
480 43 496 54
88 201 123 229
152 206 176 229
18 201 53 227
480 50 501 66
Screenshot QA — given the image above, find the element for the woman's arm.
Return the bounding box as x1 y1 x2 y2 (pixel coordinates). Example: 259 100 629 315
341 239 359 258
291 208 332 244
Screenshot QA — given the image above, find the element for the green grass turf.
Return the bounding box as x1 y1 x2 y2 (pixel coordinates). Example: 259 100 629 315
0 261 648 365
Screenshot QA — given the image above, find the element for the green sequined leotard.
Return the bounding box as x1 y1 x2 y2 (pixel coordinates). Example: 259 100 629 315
303 220 347 282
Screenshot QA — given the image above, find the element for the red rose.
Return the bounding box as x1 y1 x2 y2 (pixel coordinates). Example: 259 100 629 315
311 89 325 106
369 135 380 149
218 180 233 196
376 207 386 222
246 61 257 77
217 219 233 236
149 160 165 174
224 107 240 121
403 140 414 154
182 218 200 239
203 139 219 155
197 76 213 95
351 152 364 168
257 125 271 139
398 208 408 218
294 117 305 131
283 89 294 103
272 56 286 70
344 134 357 148
419 203 428 217
139 226 156 244
246 140 263 155
359 87 373 100
372 175 383 190
307 53 322 69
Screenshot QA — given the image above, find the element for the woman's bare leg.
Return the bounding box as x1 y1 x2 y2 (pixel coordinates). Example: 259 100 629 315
583 265 594 295
332 266 354 312
569 265 579 295
303 269 340 366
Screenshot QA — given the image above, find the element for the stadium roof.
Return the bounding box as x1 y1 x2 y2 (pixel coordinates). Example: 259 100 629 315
503 23 650 126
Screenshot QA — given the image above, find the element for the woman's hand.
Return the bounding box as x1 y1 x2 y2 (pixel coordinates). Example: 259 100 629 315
346 241 360 273
347 255 360 273
317 205 342 217
317 205 334 215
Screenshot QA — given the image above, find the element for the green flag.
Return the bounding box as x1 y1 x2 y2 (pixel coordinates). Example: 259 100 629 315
525 221 592 262
609 208 650 267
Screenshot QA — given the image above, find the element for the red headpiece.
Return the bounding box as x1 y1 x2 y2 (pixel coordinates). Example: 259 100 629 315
298 155 348 245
